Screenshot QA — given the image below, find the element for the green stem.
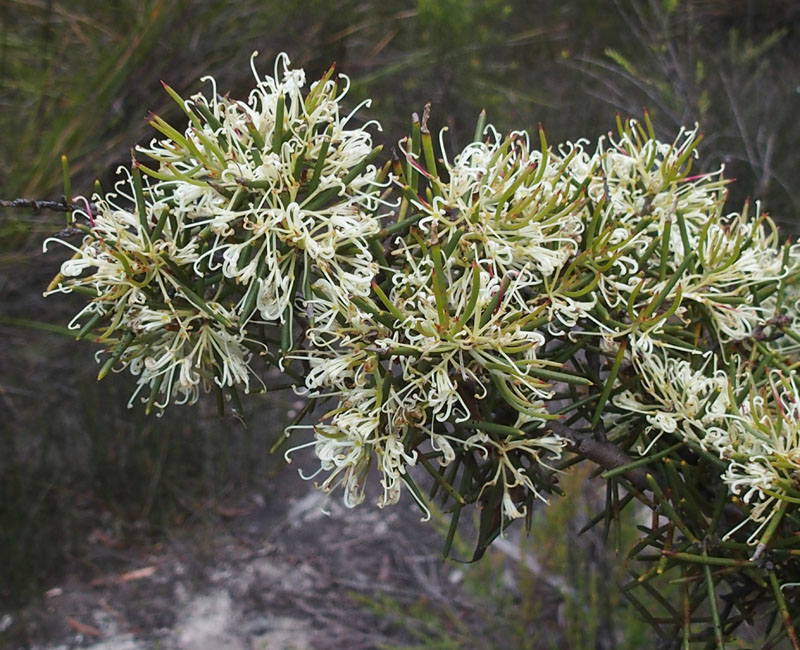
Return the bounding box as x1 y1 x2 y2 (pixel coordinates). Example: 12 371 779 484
703 549 726 649
769 570 800 650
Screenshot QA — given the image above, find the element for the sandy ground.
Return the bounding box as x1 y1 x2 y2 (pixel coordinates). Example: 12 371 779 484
3 462 480 650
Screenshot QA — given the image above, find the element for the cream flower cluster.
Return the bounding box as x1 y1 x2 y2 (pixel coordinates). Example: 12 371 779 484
590 123 800 535
721 373 800 532
45 53 383 411
613 352 731 454
289 127 619 519
567 123 788 357
615 354 800 539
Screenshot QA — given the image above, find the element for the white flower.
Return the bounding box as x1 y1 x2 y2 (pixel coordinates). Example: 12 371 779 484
469 431 566 522
613 352 730 453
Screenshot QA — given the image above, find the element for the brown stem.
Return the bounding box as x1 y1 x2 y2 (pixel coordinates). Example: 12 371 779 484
548 420 649 491
0 197 98 214
1 197 73 213
548 420 746 531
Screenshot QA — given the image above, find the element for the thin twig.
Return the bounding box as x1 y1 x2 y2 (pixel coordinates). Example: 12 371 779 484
1 197 74 213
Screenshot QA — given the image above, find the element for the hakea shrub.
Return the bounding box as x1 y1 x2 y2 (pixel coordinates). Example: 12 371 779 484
44 53 800 646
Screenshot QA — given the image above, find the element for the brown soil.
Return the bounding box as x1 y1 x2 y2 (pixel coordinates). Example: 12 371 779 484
2 460 486 650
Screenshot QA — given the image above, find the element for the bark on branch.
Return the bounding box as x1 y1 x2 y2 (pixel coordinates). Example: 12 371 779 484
0 198 76 213
548 420 649 491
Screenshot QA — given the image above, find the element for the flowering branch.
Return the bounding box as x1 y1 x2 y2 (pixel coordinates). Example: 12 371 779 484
37 52 800 646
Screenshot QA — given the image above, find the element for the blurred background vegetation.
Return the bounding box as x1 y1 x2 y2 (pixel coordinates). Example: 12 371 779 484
1 0 799 646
